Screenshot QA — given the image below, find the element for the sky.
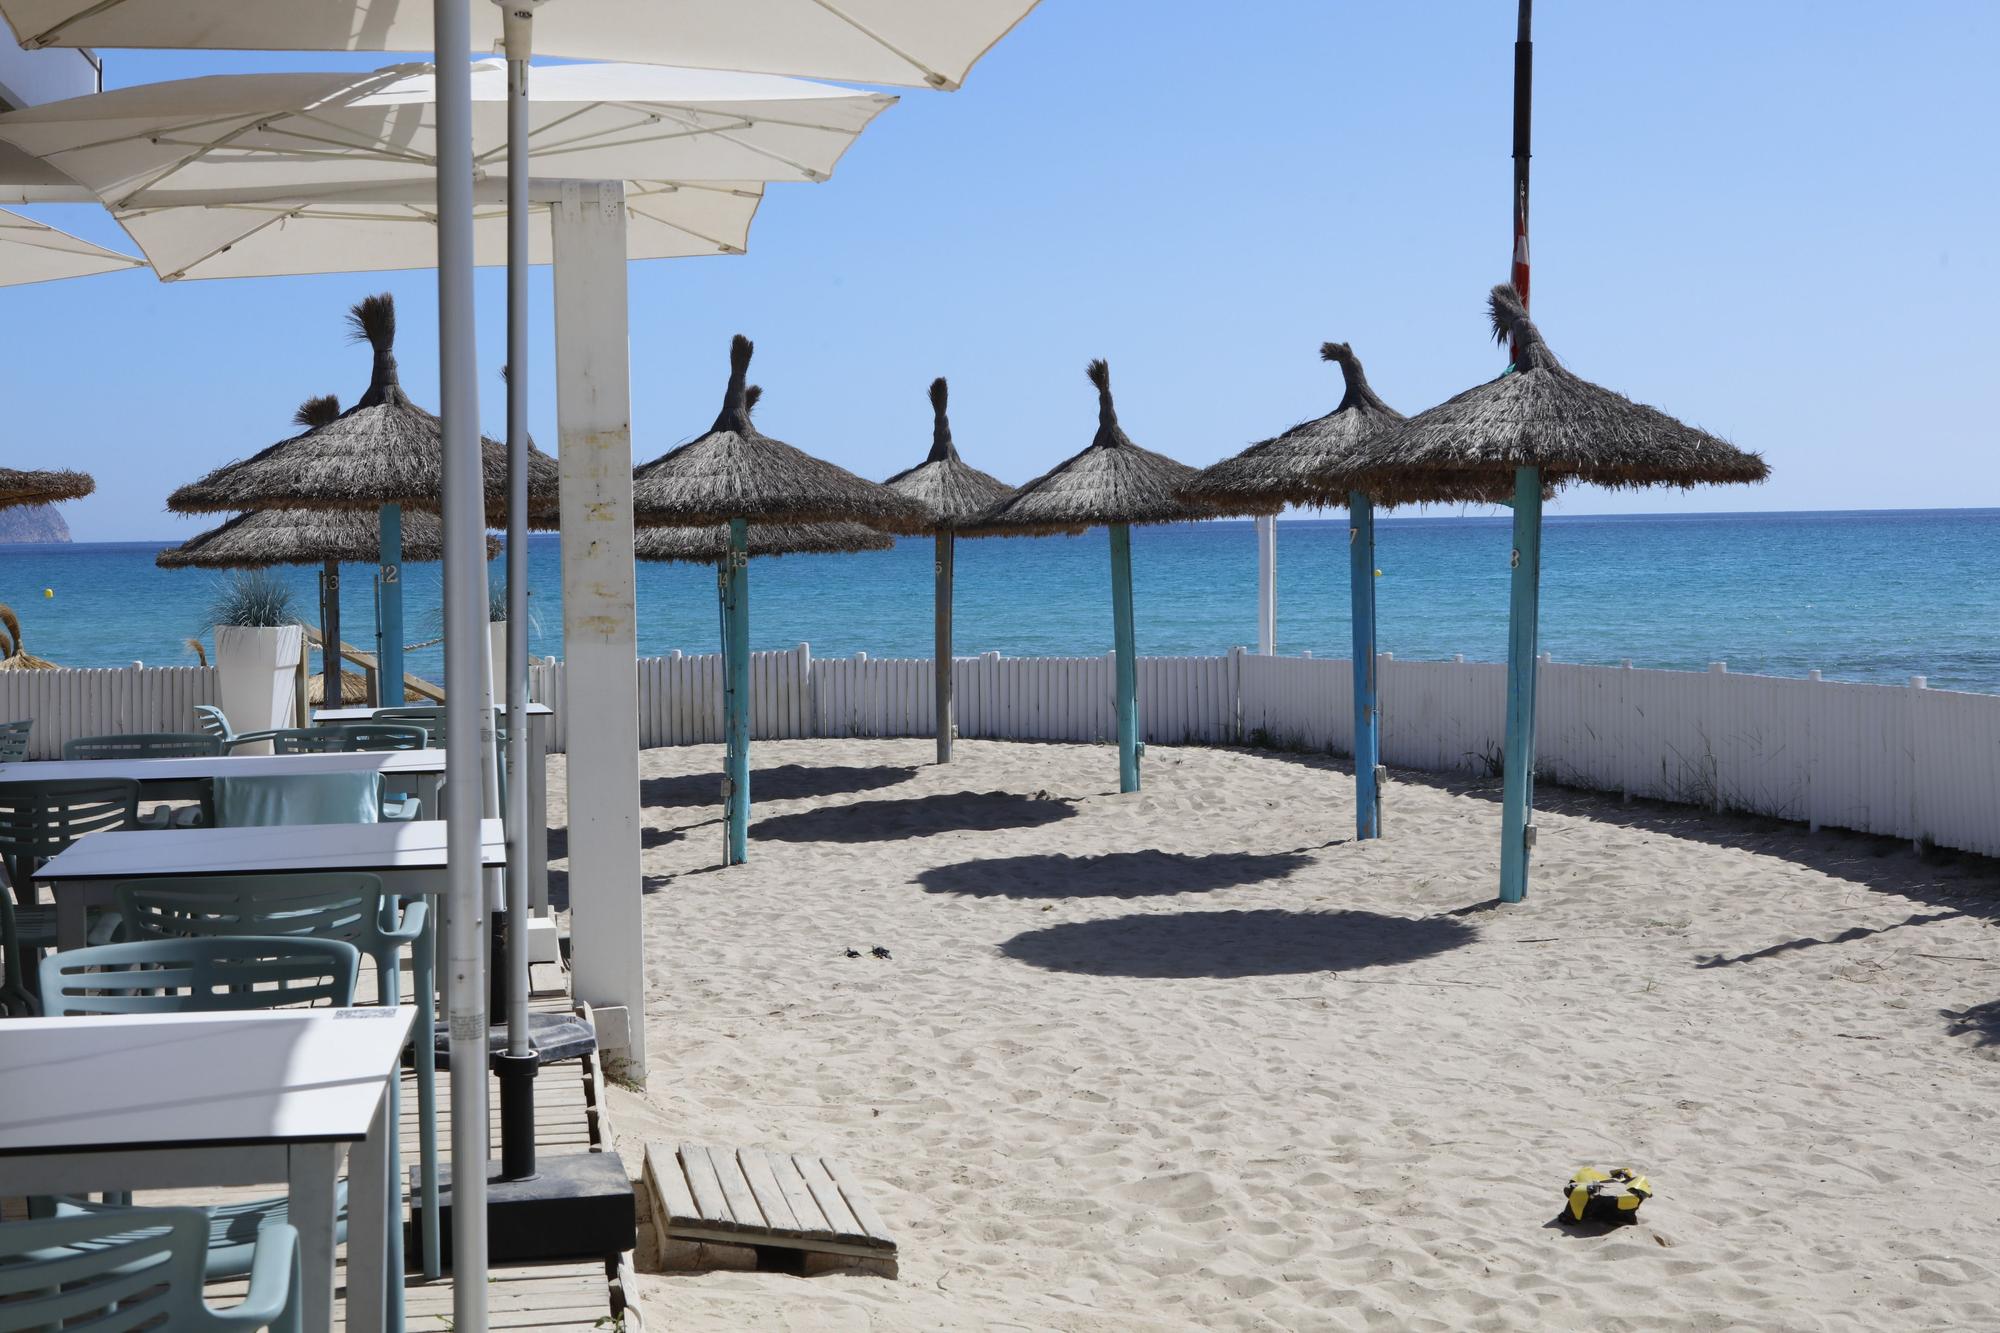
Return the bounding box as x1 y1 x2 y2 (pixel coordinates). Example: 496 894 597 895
4 0 1996 541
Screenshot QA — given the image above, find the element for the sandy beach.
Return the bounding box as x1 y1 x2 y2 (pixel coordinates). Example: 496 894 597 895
545 738 2000 1332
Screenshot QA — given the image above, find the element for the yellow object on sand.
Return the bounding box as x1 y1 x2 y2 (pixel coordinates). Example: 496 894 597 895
1564 1167 1651 1224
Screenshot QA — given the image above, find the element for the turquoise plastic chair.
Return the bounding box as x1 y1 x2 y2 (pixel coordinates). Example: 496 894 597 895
336 722 428 752
116 874 430 1295
63 732 222 761
0 1208 301 1332
254 728 348 756
213 772 383 828
0 778 138 1015
0 719 31 761
373 706 444 746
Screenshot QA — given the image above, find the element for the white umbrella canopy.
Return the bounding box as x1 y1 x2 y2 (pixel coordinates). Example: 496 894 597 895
116 177 762 281
0 60 894 210
0 0 1040 90
0 206 138 284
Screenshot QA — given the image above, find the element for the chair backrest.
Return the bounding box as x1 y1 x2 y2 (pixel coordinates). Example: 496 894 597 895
0 779 140 893
0 718 31 762
213 773 382 827
39 934 360 1016
336 722 428 752
374 707 444 745
62 732 222 761
0 1208 222 1330
193 703 234 742
261 727 346 755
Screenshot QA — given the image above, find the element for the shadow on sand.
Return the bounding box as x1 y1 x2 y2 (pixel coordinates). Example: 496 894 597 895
1000 908 1474 979
750 792 1076 844
919 849 1316 900
640 764 918 810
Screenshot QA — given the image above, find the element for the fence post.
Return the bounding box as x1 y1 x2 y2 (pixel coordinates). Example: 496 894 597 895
798 642 814 739
1909 674 1927 852
1705 662 1728 812
1620 660 1634 803
1228 645 1245 744
1806 669 1822 832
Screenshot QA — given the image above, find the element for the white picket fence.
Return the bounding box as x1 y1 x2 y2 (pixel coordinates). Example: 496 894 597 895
7 650 1995 857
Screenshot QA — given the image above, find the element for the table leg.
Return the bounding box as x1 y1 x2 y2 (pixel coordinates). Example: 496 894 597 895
288 1142 342 1333
529 714 550 914
417 909 441 1279
55 889 86 952
345 1087 391 1333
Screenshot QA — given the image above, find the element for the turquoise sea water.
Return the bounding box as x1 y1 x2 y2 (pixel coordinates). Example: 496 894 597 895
1 509 1994 694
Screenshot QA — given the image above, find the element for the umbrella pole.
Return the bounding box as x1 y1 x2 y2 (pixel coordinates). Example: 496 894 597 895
379 503 404 704
435 0 492 1319
1348 493 1381 839
1498 0 1537 903
322 560 342 703
1110 522 1139 792
496 0 538 1186
724 520 751 863
935 529 954 763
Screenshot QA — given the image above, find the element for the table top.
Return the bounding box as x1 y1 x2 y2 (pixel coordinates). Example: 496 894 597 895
0 750 447 784
314 703 553 722
37 818 505 884
0 1007 415 1156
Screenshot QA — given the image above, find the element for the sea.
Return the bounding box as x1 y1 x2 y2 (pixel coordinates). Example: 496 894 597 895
2 509 1995 695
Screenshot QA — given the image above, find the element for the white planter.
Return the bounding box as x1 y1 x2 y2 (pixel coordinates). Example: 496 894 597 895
215 624 303 754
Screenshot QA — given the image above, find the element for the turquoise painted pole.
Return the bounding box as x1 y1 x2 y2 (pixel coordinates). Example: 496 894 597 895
378 502 405 705
1348 492 1381 839
1109 522 1140 792
724 519 751 864
1498 465 1542 902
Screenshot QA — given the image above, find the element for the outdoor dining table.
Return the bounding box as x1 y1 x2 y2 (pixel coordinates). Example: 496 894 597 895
0 748 448 810
0 1005 415 1333
314 702 553 911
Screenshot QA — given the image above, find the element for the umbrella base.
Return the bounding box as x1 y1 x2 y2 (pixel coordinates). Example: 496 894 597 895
416 1151 635 1267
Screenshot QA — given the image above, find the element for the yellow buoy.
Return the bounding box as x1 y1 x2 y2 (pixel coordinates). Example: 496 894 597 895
42 588 53 599
1374 569 1383 577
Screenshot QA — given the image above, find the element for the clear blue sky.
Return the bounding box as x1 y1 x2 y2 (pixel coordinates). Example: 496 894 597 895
8 0 1996 541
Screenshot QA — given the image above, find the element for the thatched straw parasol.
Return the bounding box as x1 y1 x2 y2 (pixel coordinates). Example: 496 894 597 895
0 468 93 512
1180 341 1407 841
973 359 1201 792
635 520 890 563
1349 284 1767 903
632 341 924 867
883 376 1015 764
0 605 56 670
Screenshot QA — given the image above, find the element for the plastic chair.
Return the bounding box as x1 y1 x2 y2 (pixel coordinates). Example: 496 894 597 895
373 706 444 746
336 722 428 752
0 718 31 762
0 1208 302 1333
118 874 430 1286
63 732 222 761
213 773 383 828
39 934 360 1016
0 779 138 1015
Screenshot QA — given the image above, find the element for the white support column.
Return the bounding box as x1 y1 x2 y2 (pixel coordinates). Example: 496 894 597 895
1255 513 1277 655
551 180 647 1083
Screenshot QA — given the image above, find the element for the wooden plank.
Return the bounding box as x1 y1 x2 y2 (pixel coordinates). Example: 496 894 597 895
823 1156 895 1248
704 1143 763 1229
791 1153 865 1243
767 1152 828 1236
678 1141 737 1227
646 1142 699 1224
735 1148 801 1234
658 1222 891 1260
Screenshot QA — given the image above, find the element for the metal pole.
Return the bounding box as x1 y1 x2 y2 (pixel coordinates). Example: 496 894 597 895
724 519 751 863
1497 0 1538 903
495 0 538 1183
1110 522 1139 793
321 560 341 701
434 0 491 1321
378 503 405 704
1255 513 1276 655
1348 493 1380 839
934 529 954 763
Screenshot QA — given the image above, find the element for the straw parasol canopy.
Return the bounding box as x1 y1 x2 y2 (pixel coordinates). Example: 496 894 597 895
636 519 890 563
155 504 496 569
1180 342 1406 514
631 335 927 532
0 468 93 512
1326 285 1768 505
0 604 56 670
166 293 561 525
971 359 1203 535
882 377 1015 528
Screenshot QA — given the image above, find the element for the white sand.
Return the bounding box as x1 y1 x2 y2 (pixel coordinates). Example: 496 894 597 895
545 738 2000 1331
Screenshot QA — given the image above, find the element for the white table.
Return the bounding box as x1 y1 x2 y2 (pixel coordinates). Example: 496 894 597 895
38 817 503 951
0 1006 414 1333
0 749 448 810
315 703 553 912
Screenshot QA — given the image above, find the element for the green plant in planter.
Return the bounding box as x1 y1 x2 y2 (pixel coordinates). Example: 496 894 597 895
206 570 296 629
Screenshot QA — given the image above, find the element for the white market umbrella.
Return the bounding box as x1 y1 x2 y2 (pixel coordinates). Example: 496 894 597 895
0 206 137 284
0 6 1038 1327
